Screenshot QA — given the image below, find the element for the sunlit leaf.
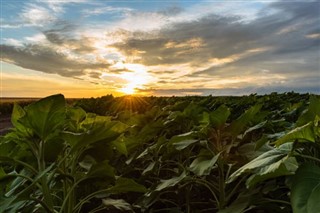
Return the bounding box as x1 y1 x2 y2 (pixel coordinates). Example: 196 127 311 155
228 143 293 183
275 122 316 146
20 94 66 141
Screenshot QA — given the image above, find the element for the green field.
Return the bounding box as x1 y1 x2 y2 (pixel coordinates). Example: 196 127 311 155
0 92 319 212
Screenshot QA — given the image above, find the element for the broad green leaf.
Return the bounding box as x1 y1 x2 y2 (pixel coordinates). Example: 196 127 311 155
44 137 64 162
183 102 204 120
20 94 66 141
296 96 320 126
228 143 293 183
87 161 115 179
111 135 128 156
10 104 33 137
11 104 25 129
275 122 316 146
243 121 267 138
228 104 263 137
168 132 197 149
108 177 147 194
156 171 187 191
0 140 15 156
95 177 147 198
245 157 298 188
0 167 6 179
102 198 132 211
202 105 230 128
308 184 320 213
63 118 127 153
66 106 86 131
218 194 251 213
254 135 270 151
172 139 198 150
190 151 220 176
291 163 320 213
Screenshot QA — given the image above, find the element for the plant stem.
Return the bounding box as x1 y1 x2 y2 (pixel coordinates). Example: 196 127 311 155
261 198 291 206
38 140 54 211
218 161 225 209
295 153 320 163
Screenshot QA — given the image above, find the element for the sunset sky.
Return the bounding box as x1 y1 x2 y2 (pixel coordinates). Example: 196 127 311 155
1 0 319 97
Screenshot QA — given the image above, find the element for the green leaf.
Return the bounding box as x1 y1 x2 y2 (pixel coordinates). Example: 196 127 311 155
245 157 298 188
95 177 147 198
155 171 187 191
291 163 320 213
172 139 198 150
109 177 147 194
190 151 220 176
296 96 320 126
63 118 127 153
202 105 230 128
275 122 316 146
102 198 132 211
228 143 293 183
66 106 86 131
87 161 115 179
142 162 156 175
228 104 263 137
20 94 66 141
44 137 64 162
218 193 251 213
111 135 128 156
168 132 198 150
243 121 267 138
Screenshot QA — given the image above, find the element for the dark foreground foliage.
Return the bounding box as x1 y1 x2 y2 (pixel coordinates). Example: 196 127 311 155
0 92 319 213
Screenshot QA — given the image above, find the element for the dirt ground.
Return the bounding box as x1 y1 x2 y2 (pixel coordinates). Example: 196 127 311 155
0 115 12 135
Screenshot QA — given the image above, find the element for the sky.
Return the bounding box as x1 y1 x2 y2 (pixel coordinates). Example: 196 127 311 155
0 0 319 97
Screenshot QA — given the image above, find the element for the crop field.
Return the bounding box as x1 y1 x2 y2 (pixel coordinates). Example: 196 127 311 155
0 92 319 212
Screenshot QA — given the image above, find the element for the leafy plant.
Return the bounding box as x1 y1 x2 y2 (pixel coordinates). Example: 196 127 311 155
0 94 146 213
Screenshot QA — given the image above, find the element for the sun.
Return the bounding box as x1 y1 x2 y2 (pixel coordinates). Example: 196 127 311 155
121 84 136 95
116 63 153 95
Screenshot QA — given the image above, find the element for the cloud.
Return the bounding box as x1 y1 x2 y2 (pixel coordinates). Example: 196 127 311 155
20 3 57 27
82 6 133 17
111 1 319 94
0 44 111 78
3 1 319 96
2 38 24 47
42 22 97 54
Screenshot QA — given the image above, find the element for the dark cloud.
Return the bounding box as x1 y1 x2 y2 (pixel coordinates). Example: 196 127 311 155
42 22 96 53
0 44 111 77
88 72 102 79
113 1 320 76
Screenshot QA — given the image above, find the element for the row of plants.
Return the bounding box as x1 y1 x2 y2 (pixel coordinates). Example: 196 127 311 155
0 93 319 212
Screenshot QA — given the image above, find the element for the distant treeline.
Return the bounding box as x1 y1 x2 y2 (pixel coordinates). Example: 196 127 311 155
1 92 315 117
